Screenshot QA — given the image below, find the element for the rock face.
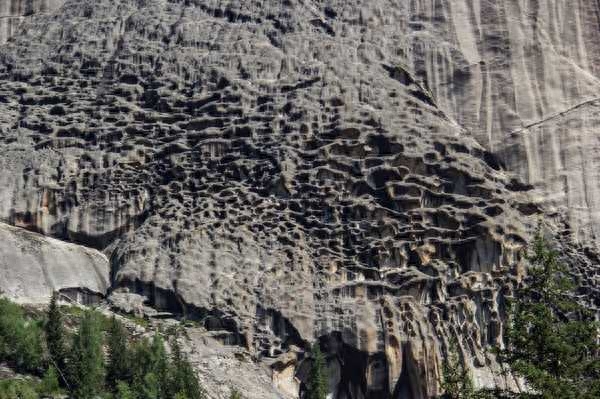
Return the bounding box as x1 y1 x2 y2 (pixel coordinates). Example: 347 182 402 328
0 1 598 398
185 329 295 399
401 0 600 247
0 221 109 303
0 0 64 45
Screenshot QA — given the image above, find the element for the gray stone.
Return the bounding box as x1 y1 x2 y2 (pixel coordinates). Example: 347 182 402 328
0 0 64 45
400 0 600 248
0 221 109 303
184 330 294 399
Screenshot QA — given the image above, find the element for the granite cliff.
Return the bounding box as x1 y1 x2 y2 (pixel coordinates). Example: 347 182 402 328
0 1 599 398
0 0 63 45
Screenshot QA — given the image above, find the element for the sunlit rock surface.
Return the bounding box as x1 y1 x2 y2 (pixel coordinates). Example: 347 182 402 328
0 221 109 303
403 0 600 246
0 1 598 398
0 0 64 45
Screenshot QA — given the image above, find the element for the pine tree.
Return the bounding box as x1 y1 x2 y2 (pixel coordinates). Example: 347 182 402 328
131 337 154 396
306 342 328 399
116 381 136 399
107 316 131 387
129 335 171 399
67 310 106 399
38 366 61 397
169 338 205 399
45 292 68 384
149 334 169 398
499 232 600 399
133 337 153 372
141 372 160 399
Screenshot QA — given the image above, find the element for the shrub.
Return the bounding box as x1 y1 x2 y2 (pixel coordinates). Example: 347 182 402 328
38 366 61 397
0 298 46 374
0 379 39 399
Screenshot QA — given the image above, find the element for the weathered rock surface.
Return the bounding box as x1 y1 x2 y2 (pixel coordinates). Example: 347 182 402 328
0 1 598 398
185 329 294 399
0 0 64 45
402 0 600 247
0 221 109 303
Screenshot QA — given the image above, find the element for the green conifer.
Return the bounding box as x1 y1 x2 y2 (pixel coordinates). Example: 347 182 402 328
141 372 159 399
500 232 600 399
116 381 136 399
45 292 69 387
107 316 131 387
67 310 105 399
149 334 169 398
306 342 328 399
169 338 205 399
38 366 61 397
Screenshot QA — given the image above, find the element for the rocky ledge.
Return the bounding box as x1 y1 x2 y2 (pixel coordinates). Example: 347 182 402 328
0 221 109 303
